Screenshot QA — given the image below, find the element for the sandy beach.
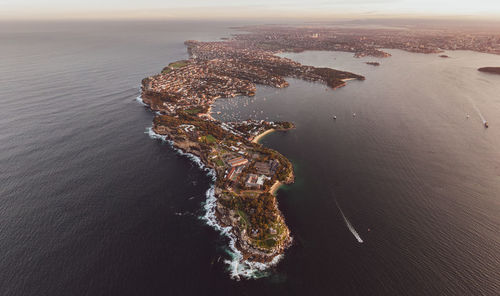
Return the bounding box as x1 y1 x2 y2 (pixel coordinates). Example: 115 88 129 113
251 128 275 143
270 181 282 195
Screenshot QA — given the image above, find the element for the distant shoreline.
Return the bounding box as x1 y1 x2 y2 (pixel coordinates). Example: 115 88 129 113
478 67 500 75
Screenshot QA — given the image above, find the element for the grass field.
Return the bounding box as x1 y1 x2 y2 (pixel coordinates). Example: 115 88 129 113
161 60 189 74
215 158 224 167
205 134 217 143
184 107 204 115
168 60 189 69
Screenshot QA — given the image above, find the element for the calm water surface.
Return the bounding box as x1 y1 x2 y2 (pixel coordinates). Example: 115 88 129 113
1 21 499 295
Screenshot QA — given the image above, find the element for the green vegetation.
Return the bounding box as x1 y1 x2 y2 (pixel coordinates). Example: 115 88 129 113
229 192 279 243
161 60 190 74
256 238 277 248
275 121 294 129
154 113 236 142
201 134 217 144
184 106 204 115
153 111 292 251
252 146 293 184
214 158 224 167
241 191 260 199
168 60 190 69
237 210 250 227
205 134 216 143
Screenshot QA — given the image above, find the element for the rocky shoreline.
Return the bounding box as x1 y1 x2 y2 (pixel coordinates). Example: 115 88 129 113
150 118 295 264
139 30 364 275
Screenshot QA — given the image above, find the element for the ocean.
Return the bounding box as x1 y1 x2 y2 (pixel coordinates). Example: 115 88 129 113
1 20 499 295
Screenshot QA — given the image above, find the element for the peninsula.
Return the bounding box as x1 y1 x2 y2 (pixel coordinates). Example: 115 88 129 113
140 35 364 265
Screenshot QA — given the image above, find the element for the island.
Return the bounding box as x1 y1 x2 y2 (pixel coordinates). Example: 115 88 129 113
140 35 364 266
478 67 500 75
366 62 380 66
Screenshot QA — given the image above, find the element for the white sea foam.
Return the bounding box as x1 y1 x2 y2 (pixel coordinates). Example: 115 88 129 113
466 96 487 124
135 95 147 106
146 126 280 279
335 199 363 243
471 101 487 124
146 127 167 141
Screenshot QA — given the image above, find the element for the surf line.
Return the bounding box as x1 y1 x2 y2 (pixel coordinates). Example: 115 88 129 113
335 199 364 243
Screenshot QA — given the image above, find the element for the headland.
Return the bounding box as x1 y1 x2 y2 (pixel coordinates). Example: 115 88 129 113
140 31 364 270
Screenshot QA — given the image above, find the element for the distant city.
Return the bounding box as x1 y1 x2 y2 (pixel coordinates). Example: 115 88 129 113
234 25 500 56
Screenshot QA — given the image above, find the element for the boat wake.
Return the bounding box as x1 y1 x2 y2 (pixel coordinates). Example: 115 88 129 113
335 199 363 243
146 127 280 280
467 96 487 125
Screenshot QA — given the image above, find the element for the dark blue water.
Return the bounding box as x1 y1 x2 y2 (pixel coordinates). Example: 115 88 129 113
1 21 499 295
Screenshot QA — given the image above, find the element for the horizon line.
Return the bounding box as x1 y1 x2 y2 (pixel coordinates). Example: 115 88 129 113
3 13 500 22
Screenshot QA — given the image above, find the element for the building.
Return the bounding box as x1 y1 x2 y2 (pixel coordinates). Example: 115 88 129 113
254 161 272 175
227 156 248 167
226 165 244 181
245 174 261 189
227 167 237 181
269 159 280 173
245 174 270 189
254 159 280 175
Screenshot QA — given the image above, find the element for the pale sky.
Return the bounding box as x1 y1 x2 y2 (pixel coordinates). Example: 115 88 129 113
2 0 500 20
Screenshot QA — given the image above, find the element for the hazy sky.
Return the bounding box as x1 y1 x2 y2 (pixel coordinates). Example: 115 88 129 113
2 0 500 20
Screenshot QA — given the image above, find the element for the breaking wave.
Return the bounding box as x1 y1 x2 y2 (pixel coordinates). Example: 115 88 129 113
135 95 147 106
135 95 161 116
146 127 281 280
